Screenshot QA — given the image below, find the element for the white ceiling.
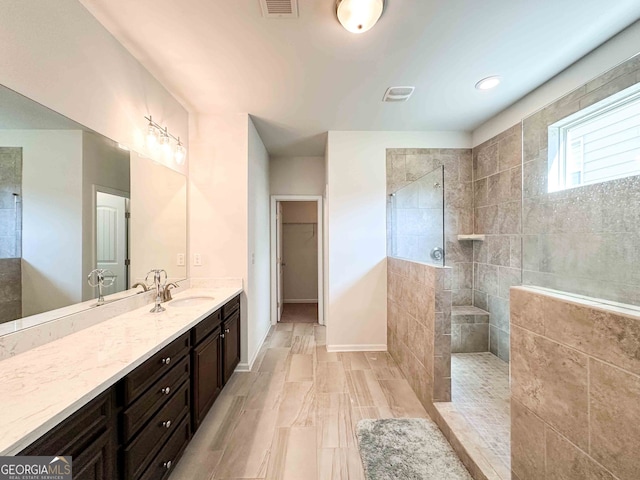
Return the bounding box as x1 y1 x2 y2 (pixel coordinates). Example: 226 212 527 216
80 0 640 156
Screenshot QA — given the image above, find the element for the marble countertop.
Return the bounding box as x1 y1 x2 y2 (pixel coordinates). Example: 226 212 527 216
0 286 242 455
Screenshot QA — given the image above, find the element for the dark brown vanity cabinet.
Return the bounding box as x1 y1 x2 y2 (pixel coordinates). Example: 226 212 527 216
120 331 191 480
222 309 240 384
191 310 223 430
19 295 241 480
19 389 117 480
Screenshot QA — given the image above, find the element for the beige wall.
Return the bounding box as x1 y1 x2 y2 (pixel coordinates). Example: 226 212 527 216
270 156 325 195
326 130 470 352
0 0 188 175
0 130 84 317
81 131 131 300
189 113 271 369
130 152 187 285
510 286 640 480
247 118 271 368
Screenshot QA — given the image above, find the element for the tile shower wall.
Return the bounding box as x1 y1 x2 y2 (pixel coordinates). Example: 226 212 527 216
472 125 522 362
0 147 22 323
522 55 640 307
510 286 640 480
387 257 452 407
386 149 474 307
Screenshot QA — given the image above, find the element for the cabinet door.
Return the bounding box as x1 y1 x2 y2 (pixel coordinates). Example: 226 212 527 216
72 429 116 480
192 328 222 430
222 312 240 384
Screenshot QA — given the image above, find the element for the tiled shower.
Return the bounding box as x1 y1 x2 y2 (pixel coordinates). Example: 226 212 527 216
0 147 22 323
387 52 640 480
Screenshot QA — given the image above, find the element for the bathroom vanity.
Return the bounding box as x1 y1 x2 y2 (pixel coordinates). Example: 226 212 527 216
0 287 243 480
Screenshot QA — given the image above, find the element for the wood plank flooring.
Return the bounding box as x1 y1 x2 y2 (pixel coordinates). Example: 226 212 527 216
169 322 429 480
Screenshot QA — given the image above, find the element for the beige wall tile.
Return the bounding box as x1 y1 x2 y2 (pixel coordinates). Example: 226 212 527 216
545 426 617 480
511 325 589 449
510 288 544 334
544 296 640 376
590 359 640 480
511 399 545 480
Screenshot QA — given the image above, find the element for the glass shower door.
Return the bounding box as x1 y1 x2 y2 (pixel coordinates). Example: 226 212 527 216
390 165 445 266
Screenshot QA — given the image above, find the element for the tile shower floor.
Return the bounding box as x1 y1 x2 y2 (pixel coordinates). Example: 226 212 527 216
451 352 511 472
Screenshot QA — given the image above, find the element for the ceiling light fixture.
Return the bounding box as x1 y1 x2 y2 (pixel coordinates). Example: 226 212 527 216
144 116 187 165
336 0 384 34
475 76 502 91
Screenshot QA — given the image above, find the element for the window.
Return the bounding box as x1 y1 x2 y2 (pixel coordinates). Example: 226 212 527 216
548 83 640 192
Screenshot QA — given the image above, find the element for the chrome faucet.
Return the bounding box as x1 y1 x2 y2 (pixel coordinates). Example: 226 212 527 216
145 269 167 313
132 282 150 293
87 269 115 306
162 282 179 302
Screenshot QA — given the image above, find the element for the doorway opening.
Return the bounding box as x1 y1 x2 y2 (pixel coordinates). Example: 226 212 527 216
270 195 323 326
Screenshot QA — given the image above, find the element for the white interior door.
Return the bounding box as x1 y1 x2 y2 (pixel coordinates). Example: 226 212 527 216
276 201 284 322
96 191 127 295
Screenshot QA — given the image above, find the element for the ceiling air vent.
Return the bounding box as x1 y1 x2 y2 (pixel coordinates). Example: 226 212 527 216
260 0 299 18
383 86 415 102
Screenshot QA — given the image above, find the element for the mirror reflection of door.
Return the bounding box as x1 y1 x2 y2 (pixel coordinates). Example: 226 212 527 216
96 191 129 295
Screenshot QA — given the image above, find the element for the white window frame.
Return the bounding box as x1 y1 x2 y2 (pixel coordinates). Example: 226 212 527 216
548 83 640 193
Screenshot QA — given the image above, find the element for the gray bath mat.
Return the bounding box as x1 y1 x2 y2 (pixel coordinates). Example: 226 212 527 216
356 418 473 480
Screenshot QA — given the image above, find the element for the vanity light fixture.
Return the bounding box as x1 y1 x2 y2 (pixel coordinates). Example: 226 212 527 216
336 0 384 34
144 115 187 165
475 76 502 91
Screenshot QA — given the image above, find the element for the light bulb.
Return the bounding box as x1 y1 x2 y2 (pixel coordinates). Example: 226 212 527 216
336 0 384 34
174 141 186 165
146 122 158 147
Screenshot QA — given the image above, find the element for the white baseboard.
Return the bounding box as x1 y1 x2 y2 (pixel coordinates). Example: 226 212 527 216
235 323 272 373
326 344 388 353
283 299 318 304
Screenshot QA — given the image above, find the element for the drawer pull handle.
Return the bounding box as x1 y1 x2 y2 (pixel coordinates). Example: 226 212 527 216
161 386 171 395
221 333 225 339
162 420 172 429
162 357 171 365
225 328 230 333
163 460 172 470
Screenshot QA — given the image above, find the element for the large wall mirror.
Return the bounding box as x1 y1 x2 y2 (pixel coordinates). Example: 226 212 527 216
0 84 187 330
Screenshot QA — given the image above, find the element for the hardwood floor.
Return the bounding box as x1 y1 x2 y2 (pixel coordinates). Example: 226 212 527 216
169 322 429 480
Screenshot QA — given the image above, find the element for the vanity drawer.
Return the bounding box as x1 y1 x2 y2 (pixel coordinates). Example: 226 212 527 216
21 388 114 456
222 295 240 320
123 381 190 480
122 355 190 441
192 309 221 346
123 332 190 405
20 389 117 480
137 415 190 480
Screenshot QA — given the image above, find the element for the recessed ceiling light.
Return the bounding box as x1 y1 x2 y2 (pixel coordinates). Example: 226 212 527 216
475 76 501 91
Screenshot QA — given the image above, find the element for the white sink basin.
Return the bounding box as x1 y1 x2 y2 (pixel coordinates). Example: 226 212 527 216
169 296 215 307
